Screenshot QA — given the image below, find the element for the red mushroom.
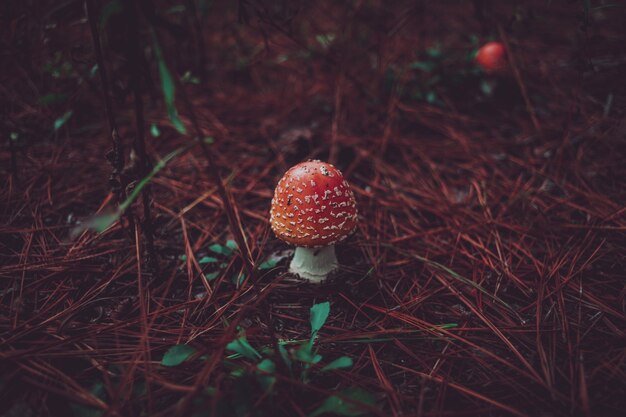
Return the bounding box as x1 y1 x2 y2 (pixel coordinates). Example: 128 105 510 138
475 41 508 73
270 160 358 282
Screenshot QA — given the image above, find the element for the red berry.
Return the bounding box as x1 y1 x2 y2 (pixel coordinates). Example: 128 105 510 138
475 42 507 73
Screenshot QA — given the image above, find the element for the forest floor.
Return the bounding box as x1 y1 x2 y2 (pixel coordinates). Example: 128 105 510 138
1 1 626 416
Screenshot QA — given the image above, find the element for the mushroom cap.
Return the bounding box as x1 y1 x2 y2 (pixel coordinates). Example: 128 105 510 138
475 41 507 73
270 161 358 248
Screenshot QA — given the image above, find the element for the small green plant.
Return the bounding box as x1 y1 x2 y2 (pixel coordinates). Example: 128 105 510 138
161 302 377 416
386 38 496 108
70 367 147 417
180 239 243 283
180 242 284 284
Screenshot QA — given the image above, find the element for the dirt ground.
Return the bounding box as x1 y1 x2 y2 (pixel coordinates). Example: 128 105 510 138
1 1 626 416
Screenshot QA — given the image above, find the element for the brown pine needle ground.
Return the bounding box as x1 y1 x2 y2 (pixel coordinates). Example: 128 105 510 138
1 1 625 416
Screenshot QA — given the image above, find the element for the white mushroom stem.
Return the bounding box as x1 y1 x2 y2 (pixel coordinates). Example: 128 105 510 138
289 245 337 283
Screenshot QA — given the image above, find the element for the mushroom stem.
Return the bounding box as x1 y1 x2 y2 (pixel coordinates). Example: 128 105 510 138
289 245 337 283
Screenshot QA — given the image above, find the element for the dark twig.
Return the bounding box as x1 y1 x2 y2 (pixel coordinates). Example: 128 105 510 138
84 0 125 203
498 24 541 132
183 0 206 79
127 0 159 274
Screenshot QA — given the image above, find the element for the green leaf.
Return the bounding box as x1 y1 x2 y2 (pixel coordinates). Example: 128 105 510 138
204 271 220 281
278 344 292 371
226 240 238 251
89 64 99 78
304 301 331 356
198 256 218 264
70 211 121 239
408 61 435 72
426 45 443 59
257 359 276 373
256 359 276 392
209 243 233 256
83 211 120 232
295 346 322 364
161 344 197 367
54 110 73 130
258 259 278 270
321 356 353 371
150 123 161 138
153 38 187 134
226 336 261 361
10 132 18 141
310 302 330 335
480 79 495 96
425 91 438 104
118 145 188 213
309 388 376 417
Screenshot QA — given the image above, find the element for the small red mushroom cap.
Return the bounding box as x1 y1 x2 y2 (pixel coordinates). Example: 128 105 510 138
475 41 507 73
270 161 358 248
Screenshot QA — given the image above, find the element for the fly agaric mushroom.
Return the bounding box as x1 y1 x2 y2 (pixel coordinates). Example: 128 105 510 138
270 161 358 283
475 41 507 73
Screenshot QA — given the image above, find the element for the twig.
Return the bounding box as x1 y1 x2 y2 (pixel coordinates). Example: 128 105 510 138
183 0 206 79
127 0 159 274
498 24 541 131
84 0 126 203
329 72 343 165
